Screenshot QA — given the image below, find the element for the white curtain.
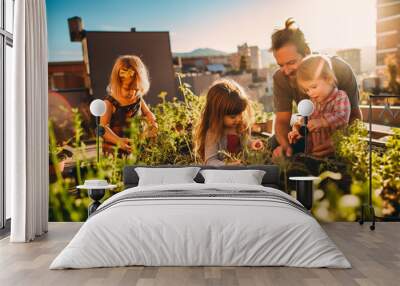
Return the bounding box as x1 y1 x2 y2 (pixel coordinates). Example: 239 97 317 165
7 0 49 242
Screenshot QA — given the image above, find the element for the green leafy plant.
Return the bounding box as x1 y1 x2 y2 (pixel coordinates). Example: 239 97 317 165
332 120 383 218
378 128 400 216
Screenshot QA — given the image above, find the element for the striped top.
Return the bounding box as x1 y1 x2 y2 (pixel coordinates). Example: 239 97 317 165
307 88 351 155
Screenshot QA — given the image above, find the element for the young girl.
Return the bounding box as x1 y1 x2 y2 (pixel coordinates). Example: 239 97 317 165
194 79 264 166
101 55 158 155
288 55 351 157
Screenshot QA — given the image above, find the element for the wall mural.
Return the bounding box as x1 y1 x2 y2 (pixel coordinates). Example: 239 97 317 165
47 1 400 222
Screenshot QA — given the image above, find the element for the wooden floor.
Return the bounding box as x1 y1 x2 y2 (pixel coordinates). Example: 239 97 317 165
0 222 399 286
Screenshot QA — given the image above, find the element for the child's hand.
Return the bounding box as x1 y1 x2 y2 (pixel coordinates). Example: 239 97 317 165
250 139 264 151
117 138 132 152
146 122 158 138
288 130 302 144
307 119 327 132
148 119 158 129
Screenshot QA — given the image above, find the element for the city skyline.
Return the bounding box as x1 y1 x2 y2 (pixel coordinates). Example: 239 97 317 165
46 0 376 62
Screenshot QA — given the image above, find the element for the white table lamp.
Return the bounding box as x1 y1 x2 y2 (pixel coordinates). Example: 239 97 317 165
297 99 315 154
89 100 106 162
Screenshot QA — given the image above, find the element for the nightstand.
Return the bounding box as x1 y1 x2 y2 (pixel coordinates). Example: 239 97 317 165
289 176 319 210
77 183 117 216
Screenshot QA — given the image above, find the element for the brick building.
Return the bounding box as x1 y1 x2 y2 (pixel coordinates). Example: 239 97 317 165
376 0 400 74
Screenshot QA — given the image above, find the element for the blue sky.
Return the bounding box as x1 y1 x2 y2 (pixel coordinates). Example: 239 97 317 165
46 0 376 62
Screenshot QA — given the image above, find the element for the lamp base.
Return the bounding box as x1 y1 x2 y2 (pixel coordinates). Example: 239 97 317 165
296 180 313 210
358 204 376 231
88 188 106 217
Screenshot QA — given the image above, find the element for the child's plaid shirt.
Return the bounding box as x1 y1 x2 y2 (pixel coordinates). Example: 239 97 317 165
307 88 351 153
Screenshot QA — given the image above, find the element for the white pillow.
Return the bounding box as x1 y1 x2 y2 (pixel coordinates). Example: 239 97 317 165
200 169 266 185
135 167 201 186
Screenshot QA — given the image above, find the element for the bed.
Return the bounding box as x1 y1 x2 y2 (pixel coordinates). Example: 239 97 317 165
50 165 351 269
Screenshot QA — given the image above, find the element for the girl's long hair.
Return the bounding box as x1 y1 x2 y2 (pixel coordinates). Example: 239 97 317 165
109 55 150 98
194 79 253 162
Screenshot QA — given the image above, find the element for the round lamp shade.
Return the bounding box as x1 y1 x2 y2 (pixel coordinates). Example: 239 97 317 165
298 99 314 117
90 99 106 117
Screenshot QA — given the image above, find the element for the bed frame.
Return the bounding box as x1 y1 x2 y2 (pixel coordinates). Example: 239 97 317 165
123 165 281 190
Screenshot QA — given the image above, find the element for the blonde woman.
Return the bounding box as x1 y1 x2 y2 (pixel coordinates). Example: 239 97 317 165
101 55 157 155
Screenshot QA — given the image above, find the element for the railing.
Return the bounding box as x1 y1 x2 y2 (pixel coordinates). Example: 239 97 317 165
359 94 400 229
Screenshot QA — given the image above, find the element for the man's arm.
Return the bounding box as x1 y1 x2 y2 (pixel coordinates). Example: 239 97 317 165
333 56 362 123
274 111 292 149
272 70 295 157
349 107 362 124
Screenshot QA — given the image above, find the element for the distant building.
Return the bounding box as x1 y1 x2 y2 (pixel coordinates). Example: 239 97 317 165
48 61 88 91
179 73 220 96
235 43 262 70
48 61 93 142
206 64 226 74
253 67 274 97
175 45 270 106
180 56 210 72
237 43 251 71
208 55 230 65
229 52 241 70
249 46 262 70
177 55 230 73
336 49 361 75
376 0 400 74
362 77 383 93
254 68 269 82
225 72 264 101
173 57 182 73
247 82 268 101
226 73 253 90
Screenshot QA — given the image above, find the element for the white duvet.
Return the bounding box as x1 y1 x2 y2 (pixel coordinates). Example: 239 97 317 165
50 183 351 269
